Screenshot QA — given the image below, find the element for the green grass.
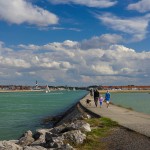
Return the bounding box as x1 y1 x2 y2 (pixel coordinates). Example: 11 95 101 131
74 117 118 150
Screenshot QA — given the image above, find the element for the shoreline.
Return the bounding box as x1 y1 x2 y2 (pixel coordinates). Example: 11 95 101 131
0 89 45 93
98 89 150 94
0 89 150 93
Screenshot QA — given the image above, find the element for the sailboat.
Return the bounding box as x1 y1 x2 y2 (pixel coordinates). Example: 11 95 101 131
45 85 50 93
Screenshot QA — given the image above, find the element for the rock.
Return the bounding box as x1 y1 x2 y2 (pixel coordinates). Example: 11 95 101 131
67 120 91 132
51 120 91 135
42 115 62 125
23 146 47 150
62 130 86 144
18 130 34 146
86 114 91 119
50 124 67 134
59 143 75 150
44 133 64 148
35 129 51 136
0 141 23 150
8 140 19 144
45 132 58 143
24 130 33 137
31 134 45 146
55 106 85 126
32 129 50 146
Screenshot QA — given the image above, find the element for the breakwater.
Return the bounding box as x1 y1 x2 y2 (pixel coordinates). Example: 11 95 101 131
0 101 93 150
0 90 88 140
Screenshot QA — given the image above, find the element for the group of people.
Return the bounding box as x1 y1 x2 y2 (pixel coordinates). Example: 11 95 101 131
90 89 111 108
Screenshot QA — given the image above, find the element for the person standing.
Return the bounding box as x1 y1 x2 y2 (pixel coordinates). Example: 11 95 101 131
105 90 111 108
99 95 104 108
94 89 99 107
90 88 93 97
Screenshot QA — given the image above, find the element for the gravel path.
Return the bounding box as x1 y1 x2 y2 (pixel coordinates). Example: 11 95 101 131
102 127 150 150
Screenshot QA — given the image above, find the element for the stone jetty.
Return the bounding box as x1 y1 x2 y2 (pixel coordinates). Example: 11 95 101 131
0 103 93 150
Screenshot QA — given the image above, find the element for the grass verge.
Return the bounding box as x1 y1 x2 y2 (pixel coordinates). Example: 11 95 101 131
74 117 118 150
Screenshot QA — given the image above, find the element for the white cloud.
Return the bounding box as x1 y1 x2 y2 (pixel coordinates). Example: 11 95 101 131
0 0 58 26
50 27 81 32
96 13 149 41
50 0 117 8
40 61 60 69
0 38 150 85
127 0 150 13
16 72 22 76
0 41 13 54
18 44 40 50
92 64 117 75
60 62 72 69
0 57 31 68
80 34 123 49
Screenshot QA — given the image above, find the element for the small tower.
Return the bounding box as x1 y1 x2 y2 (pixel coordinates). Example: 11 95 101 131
35 80 38 90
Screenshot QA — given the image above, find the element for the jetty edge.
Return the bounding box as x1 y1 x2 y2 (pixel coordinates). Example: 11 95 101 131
0 93 92 150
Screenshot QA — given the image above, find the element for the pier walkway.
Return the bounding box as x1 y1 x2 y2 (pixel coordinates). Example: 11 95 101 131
80 94 150 137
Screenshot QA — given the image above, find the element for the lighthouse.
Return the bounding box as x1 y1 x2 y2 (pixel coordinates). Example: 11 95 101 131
35 80 38 90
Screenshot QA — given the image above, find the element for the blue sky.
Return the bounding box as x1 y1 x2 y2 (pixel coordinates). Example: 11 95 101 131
0 0 150 86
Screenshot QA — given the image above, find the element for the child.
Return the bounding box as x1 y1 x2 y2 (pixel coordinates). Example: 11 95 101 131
99 95 104 108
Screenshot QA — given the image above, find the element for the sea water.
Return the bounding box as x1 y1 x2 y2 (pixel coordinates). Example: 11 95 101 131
110 92 150 114
0 90 88 140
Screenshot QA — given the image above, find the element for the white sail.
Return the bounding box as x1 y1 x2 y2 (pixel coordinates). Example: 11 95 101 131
45 85 50 93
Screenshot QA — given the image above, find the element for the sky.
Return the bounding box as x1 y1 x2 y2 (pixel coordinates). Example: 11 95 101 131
0 0 150 86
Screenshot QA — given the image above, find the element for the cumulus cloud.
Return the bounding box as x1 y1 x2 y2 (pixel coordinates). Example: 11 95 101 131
0 57 31 68
0 37 150 85
50 0 117 8
50 27 81 32
0 41 13 54
80 34 123 49
0 0 58 26
127 0 150 13
96 13 149 42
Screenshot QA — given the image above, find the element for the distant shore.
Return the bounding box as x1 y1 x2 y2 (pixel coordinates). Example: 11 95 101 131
0 89 150 93
98 89 150 94
0 89 44 93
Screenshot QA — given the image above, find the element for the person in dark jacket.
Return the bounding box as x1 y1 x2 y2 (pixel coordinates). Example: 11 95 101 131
94 89 99 107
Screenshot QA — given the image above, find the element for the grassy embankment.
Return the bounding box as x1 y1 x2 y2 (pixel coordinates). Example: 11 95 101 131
69 117 118 150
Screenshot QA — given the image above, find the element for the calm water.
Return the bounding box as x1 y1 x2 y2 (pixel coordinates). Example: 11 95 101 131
0 90 87 140
110 92 150 114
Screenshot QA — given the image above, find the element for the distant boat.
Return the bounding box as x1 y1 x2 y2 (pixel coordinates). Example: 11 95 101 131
45 85 50 93
73 87 76 91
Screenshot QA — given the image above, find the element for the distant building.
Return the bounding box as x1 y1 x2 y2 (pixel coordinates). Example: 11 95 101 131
101 85 150 90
